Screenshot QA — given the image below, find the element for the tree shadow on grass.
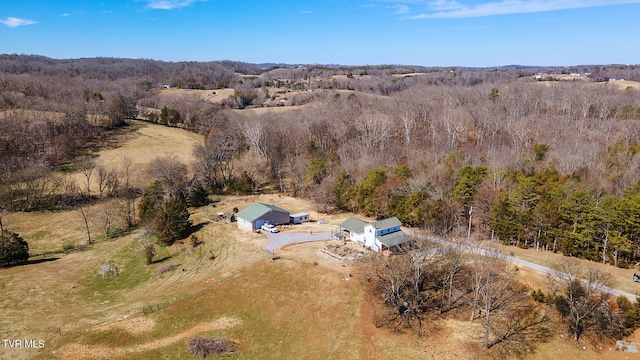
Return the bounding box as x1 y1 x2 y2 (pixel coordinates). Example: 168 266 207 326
1 257 59 268
151 255 172 264
189 221 209 235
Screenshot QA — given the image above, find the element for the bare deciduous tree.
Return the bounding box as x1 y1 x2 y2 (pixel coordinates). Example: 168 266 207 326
361 239 438 332
78 155 96 197
148 155 188 198
438 247 464 313
96 163 119 197
547 259 622 343
93 201 122 238
119 157 137 229
356 113 393 153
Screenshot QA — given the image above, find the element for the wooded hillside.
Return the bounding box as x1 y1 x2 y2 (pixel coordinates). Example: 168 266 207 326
2 55 640 266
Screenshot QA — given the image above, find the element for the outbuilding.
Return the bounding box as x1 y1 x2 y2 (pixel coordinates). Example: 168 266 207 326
236 202 290 231
290 212 310 224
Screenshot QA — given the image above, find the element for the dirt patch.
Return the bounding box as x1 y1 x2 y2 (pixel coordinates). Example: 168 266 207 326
96 316 155 335
319 242 366 264
444 318 484 342
57 317 241 359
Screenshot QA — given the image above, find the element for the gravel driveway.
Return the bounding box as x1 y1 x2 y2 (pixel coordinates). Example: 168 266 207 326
265 231 333 253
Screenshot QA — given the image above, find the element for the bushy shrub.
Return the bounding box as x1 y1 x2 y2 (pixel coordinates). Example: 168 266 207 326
531 289 546 303
187 337 236 358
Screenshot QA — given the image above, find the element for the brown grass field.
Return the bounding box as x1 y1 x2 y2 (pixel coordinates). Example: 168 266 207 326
95 120 202 169
152 88 235 104
2 122 640 360
605 80 640 90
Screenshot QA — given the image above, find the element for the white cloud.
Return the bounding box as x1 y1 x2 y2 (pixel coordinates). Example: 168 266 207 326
1 17 37 28
404 0 640 19
146 0 196 10
62 13 70 17
428 0 464 11
302 10 313 14
393 4 410 14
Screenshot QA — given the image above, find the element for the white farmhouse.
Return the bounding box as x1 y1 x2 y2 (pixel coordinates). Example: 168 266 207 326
339 216 411 252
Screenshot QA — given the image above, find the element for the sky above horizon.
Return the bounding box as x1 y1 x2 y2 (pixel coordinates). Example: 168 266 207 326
1 0 639 67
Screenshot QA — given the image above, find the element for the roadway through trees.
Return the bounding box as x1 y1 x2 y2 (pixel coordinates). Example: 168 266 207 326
405 230 638 302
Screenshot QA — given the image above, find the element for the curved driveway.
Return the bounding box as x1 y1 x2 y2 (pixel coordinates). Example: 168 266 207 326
265 231 333 253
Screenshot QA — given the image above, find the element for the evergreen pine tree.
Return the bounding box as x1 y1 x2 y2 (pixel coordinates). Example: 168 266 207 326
0 230 29 266
138 180 164 225
154 196 191 246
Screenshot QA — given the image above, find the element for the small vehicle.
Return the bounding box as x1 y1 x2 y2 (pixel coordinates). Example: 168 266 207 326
261 223 279 233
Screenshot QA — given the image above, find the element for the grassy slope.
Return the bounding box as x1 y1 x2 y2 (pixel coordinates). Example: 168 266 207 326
2 121 639 360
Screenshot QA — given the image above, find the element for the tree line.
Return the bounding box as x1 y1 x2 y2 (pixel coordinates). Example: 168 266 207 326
3 56 640 269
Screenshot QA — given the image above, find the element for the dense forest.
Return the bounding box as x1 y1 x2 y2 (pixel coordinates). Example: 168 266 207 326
2 55 640 267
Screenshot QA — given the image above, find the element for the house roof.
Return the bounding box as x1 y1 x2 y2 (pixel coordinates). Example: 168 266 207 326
236 202 289 222
290 212 309 218
372 217 402 230
340 217 370 234
377 231 411 248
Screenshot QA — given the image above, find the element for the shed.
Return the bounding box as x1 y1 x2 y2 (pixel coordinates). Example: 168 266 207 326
236 202 290 231
290 212 310 224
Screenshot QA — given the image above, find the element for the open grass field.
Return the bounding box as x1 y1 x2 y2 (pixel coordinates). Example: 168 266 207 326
3 122 640 360
605 80 640 90
96 120 202 169
152 88 235 104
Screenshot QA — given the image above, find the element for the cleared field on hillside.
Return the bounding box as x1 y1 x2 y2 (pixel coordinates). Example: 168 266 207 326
605 79 640 90
152 88 235 104
96 120 202 169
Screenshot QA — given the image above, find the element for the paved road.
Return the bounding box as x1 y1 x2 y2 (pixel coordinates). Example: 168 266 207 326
264 228 637 301
265 231 333 253
406 230 638 302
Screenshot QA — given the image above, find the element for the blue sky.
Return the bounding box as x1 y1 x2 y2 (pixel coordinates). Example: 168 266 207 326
1 0 639 67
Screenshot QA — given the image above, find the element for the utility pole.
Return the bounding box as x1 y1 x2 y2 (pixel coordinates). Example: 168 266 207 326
467 206 473 241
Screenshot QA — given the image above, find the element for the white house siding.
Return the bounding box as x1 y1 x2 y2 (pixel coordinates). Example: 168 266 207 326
364 225 377 250
237 217 254 231
372 240 383 252
349 232 366 245
368 238 380 252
